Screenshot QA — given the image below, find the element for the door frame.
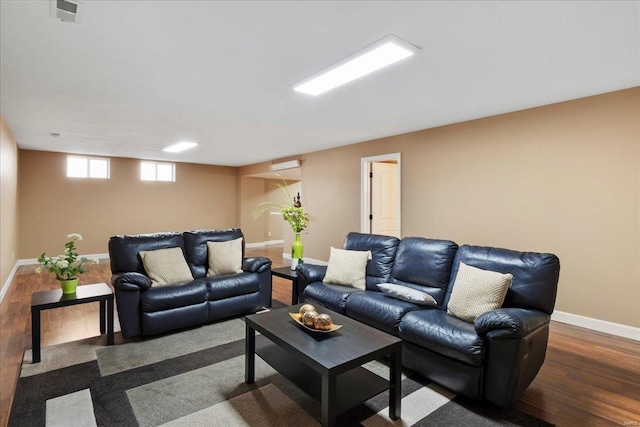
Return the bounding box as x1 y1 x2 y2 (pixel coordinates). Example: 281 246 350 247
360 153 401 237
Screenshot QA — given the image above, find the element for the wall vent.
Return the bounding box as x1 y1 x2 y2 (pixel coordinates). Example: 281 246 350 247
51 0 83 24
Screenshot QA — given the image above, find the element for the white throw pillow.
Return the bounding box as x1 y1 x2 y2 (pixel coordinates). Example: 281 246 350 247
447 262 513 322
206 238 244 277
323 247 371 290
377 283 438 306
139 247 194 287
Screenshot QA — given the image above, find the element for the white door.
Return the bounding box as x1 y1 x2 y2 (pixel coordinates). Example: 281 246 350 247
370 162 399 237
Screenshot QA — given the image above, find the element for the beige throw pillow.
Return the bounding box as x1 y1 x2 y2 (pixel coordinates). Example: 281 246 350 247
206 238 243 277
139 247 194 287
323 247 371 290
447 262 513 322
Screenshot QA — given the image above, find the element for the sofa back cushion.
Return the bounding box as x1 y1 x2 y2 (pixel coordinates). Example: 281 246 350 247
109 232 185 275
444 245 560 315
343 232 400 291
183 229 245 279
389 237 459 306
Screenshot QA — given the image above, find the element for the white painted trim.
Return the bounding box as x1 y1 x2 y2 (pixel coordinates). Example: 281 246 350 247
360 152 402 237
0 261 21 303
0 253 110 304
246 240 284 249
552 310 640 341
282 252 328 266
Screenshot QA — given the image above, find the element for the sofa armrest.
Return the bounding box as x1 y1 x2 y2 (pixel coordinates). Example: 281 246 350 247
475 308 551 408
111 272 152 292
242 257 272 274
475 308 550 338
297 264 327 284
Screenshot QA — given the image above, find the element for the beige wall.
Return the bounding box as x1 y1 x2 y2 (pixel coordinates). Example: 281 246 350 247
286 88 639 328
0 117 19 291
264 179 285 242
239 177 267 244
18 150 238 257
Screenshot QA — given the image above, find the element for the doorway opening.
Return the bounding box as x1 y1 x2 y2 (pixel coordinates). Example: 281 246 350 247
361 153 401 238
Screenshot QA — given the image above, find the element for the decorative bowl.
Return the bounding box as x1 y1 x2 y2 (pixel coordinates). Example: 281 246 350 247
289 312 343 333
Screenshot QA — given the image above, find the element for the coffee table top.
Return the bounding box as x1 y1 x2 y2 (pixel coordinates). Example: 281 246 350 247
245 304 401 373
31 282 113 308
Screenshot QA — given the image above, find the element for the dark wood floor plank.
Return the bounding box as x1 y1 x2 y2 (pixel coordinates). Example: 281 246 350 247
1 244 639 427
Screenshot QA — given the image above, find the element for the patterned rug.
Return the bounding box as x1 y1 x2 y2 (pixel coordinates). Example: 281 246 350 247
9 314 553 426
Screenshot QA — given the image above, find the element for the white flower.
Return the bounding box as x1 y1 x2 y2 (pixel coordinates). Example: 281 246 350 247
56 260 69 269
34 267 42 274
90 258 100 265
66 233 83 241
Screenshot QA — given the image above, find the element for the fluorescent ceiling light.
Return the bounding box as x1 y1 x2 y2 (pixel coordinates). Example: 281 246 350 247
163 141 198 153
269 159 300 171
293 34 420 96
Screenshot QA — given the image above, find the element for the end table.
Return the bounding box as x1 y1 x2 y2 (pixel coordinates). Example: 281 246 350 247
30 282 114 363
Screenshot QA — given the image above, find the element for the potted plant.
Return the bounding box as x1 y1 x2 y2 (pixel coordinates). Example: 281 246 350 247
252 181 309 269
35 233 100 294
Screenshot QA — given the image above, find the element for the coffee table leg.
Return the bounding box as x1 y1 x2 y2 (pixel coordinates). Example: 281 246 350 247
321 373 337 427
106 297 114 345
245 324 255 384
389 345 402 420
291 278 298 305
31 308 41 363
100 300 106 334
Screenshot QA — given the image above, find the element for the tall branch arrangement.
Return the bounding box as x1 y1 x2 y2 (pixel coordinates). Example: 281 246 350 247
251 181 309 233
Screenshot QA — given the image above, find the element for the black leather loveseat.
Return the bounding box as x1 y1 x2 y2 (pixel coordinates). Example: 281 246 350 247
108 228 272 338
297 232 560 408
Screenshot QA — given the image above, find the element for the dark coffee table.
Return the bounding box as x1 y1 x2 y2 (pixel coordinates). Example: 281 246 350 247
245 304 402 427
31 282 114 363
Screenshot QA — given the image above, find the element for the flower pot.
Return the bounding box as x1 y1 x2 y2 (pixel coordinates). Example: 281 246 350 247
59 278 79 295
291 233 303 270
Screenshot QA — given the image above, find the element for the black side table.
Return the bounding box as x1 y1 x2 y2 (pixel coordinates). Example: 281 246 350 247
30 282 114 363
271 266 301 305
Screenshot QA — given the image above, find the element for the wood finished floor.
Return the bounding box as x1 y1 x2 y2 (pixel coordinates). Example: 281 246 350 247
1 244 638 427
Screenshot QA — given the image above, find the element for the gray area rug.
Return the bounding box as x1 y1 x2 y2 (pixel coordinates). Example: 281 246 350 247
10 316 553 426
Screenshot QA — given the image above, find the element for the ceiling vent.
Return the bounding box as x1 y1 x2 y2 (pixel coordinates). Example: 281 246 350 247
51 0 83 24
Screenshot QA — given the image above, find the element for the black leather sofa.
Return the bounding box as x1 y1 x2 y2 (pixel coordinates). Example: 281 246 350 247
108 228 272 338
297 232 560 408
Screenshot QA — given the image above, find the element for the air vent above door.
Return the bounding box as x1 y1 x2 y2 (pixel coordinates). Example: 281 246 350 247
51 0 83 24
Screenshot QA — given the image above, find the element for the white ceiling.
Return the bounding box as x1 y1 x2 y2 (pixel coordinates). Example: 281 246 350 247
1 1 638 167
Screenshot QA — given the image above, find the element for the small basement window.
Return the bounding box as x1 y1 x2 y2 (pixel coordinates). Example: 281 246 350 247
66 156 110 179
141 161 175 182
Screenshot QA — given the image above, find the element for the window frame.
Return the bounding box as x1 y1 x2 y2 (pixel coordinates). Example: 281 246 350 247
140 161 176 182
66 155 110 179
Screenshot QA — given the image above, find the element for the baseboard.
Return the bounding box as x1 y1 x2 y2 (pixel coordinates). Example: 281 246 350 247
246 240 284 249
282 252 328 266
0 253 110 304
0 261 21 303
552 310 640 341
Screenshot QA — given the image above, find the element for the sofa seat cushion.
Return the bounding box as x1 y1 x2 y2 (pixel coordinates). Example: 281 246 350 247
202 273 260 301
345 291 422 336
303 282 362 314
141 281 208 313
399 309 485 367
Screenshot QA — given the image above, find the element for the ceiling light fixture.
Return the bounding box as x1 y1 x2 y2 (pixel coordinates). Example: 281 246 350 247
269 159 301 171
163 141 198 153
293 34 420 96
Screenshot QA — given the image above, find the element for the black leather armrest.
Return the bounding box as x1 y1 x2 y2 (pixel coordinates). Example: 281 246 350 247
475 308 550 338
242 257 272 274
111 272 152 292
297 264 327 284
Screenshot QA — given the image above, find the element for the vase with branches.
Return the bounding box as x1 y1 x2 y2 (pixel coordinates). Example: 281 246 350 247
252 181 309 269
